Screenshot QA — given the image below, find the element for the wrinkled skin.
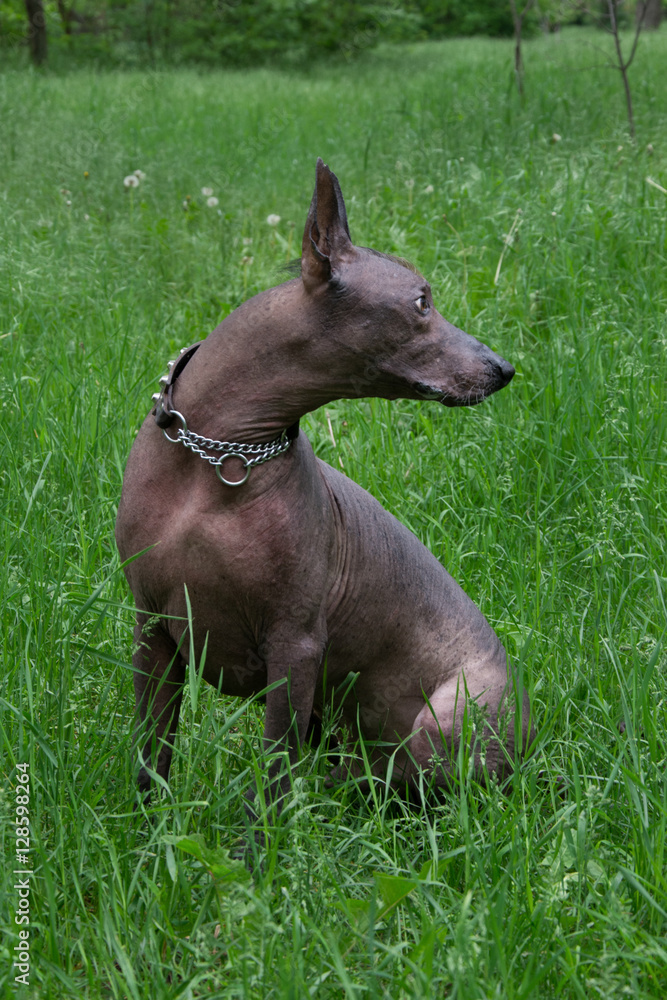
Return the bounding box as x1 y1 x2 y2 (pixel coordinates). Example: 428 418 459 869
116 159 531 822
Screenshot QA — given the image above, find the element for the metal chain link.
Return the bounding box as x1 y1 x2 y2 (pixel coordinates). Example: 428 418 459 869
163 409 292 486
176 426 291 467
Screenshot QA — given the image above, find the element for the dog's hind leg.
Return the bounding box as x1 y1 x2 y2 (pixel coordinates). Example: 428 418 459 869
407 667 531 789
132 614 186 799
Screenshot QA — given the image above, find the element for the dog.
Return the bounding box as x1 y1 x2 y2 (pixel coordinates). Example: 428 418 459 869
116 158 531 823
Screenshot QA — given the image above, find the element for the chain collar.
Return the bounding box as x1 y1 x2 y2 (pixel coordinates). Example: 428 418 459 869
163 411 292 486
151 342 297 487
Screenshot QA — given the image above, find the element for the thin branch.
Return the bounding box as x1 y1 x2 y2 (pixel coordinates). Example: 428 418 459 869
626 1 648 69
607 0 648 71
605 0 647 140
509 0 536 97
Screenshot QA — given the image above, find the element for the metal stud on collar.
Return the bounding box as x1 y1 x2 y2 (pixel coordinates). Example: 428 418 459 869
152 342 294 486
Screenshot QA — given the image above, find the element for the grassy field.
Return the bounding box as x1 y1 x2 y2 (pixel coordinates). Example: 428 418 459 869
1 27 666 999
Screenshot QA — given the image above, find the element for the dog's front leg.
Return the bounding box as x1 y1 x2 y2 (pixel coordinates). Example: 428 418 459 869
250 628 326 826
132 614 186 802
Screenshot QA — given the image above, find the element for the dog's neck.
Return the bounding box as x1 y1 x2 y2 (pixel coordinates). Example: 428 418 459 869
170 278 353 445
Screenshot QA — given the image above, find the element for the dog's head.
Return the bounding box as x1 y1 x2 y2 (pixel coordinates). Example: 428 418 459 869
299 159 514 406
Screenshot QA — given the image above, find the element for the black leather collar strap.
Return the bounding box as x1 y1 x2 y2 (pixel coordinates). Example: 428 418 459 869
152 340 300 440
153 342 202 428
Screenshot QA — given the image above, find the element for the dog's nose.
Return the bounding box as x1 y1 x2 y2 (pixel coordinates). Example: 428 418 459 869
496 358 515 387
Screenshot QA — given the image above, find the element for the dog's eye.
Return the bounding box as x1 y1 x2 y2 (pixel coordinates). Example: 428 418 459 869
415 295 430 316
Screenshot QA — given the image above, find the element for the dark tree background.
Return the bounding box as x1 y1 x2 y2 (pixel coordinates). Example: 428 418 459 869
24 0 47 63
1 0 663 67
641 0 663 27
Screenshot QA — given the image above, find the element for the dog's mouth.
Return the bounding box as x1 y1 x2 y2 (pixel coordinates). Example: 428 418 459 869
413 381 487 407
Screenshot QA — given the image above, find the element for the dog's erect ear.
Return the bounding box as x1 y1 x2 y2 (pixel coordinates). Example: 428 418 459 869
301 158 353 289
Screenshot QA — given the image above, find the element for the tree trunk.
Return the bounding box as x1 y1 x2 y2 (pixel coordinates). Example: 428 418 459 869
25 0 47 65
510 0 524 96
25 0 46 66
639 0 662 30
56 0 72 35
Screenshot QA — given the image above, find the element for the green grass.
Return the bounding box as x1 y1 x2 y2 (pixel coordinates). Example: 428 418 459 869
1 27 666 998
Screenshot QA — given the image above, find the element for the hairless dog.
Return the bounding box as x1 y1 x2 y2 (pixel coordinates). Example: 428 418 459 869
116 159 531 827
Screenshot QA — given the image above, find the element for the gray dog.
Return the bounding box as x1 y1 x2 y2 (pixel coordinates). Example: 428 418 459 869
116 159 531 820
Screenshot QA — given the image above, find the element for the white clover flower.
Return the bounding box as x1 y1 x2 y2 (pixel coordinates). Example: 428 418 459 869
124 175 140 189
134 169 146 181
206 196 219 208
241 255 254 266
201 186 213 197
242 237 253 246
424 184 434 194
266 214 281 226
552 133 562 143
